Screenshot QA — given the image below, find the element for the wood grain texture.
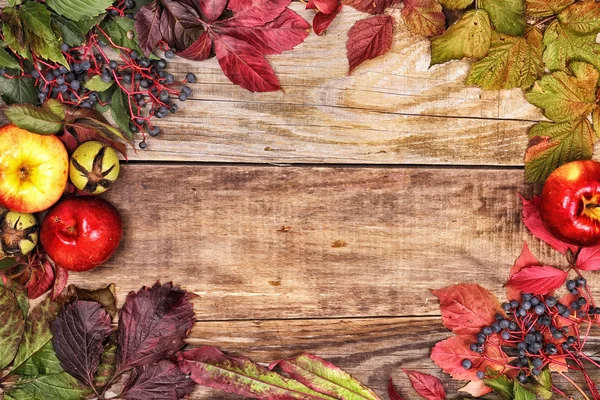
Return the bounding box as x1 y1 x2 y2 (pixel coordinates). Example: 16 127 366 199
67 164 600 321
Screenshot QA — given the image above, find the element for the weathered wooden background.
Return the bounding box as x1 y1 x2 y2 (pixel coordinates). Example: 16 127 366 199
60 3 600 399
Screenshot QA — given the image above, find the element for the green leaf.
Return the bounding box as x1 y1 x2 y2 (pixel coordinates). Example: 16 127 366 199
438 0 472 9
52 15 85 46
430 10 492 65
13 342 63 376
4 104 64 134
525 118 596 183
110 88 135 139
74 14 106 34
514 381 535 400
8 0 23 6
525 0 573 17
84 74 114 92
557 0 600 34
0 279 29 319
481 0 526 36
0 47 22 70
2 7 30 59
20 2 68 67
0 284 25 369
11 372 91 400
46 0 114 22
43 99 67 120
4 389 37 400
98 17 143 54
94 342 116 388
0 256 17 271
467 27 543 90
484 374 513 400
0 76 37 105
543 20 600 72
526 62 598 123
94 85 115 113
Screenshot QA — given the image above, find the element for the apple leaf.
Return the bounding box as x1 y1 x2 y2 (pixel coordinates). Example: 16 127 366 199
121 359 196 399
432 284 504 335
526 62 598 123
402 370 446 400
467 28 543 90
46 0 113 21
514 381 535 400
388 378 406 400
4 104 64 135
342 0 398 15
542 19 600 72
506 265 567 295
117 282 195 370
506 242 540 300
438 0 472 9
430 10 492 66
269 354 380 400
179 346 336 399
401 0 445 37
525 0 573 17
576 245 600 270
51 301 112 387
524 118 596 183
480 0 526 36
0 284 25 369
313 5 342 36
346 15 394 74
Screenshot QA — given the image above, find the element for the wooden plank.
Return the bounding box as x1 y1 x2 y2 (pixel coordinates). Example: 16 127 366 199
185 317 600 399
67 164 600 320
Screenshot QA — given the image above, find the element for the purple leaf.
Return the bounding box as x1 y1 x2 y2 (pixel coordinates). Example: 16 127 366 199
199 0 228 22
136 2 164 56
122 359 196 399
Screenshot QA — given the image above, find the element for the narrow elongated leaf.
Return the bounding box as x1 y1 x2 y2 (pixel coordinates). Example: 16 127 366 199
347 15 394 73
484 375 513 400
200 0 228 22
46 0 113 21
179 346 336 399
506 265 567 295
313 5 342 36
4 104 63 134
111 89 135 139
51 301 111 387
0 284 25 369
178 31 213 61
402 370 445 400
225 0 292 27
270 354 380 400
388 379 405 400
51 266 68 301
0 47 21 70
122 359 196 399
136 2 163 56
117 282 195 370
0 76 37 105
481 0 526 36
401 0 445 37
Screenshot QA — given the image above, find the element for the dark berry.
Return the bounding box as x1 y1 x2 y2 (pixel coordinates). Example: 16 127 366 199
518 373 528 384
165 73 174 84
566 280 576 290
570 288 580 295
534 304 545 315
476 371 484 379
522 293 532 301
139 58 150 68
31 70 40 79
470 343 479 352
165 49 175 58
109 60 118 69
125 0 135 8
530 297 540 306
510 300 519 309
101 73 112 83
130 50 139 60
553 330 563 340
477 334 486 344
182 85 192 95
178 92 188 101
517 308 527 317
546 344 557 355
170 103 178 113
140 79 149 88
148 126 160 136
159 90 169 101
122 74 132 84
186 72 196 83
501 330 510 340
461 359 472 369
156 59 167 69
482 326 493 336
577 277 587 287
571 302 581 311
532 357 543 368
577 297 588 306
60 43 69 52
81 61 91 71
499 319 509 329
71 80 81 90
139 141 147 149
567 336 576 344
545 296 557 307
98 40 107 48
129 123 139 133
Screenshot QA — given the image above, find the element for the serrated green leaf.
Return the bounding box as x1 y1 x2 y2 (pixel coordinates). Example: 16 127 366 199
0 75 37 105
4 389 37 400
46 0 113 22
84 74 114 92
52 15 85 46
525 118 596 183
514 381 535 400
0 279 29 319
0 285 25 369
20 2 68 67
2 8 30 60
0 47 21 70
43 99 67 120
74 14 106 34
557 0 600 34
4 104 64 134
481 0 526 36
98 17 144 54
484 374 513 400
467 27 543 90
13 342 63 376
526 62 598 123
430 10 492 65
94 85 115 113
525 0 573 17
110 88 135 139
438 0 472 9
12 372 91 400
543 19 600 72
8 0 22 6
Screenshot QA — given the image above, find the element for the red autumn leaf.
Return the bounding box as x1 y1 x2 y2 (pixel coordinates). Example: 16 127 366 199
459 380 492 397
402 370 446 400
506 242 540 300
51 264 68 301
199 0 228 23
576 244 600 270
347 15 394 74
430 336 482 381
432 284 504 336
51 300 112 387
217 9 310 55
310 0 340 14
121 360 196 400
388 378 405 400
401 0 445 37
117 282 195 370
160 0 204 52
342 0 398 14
178 31 213 61
313 5 342 36
213 34 280 92
505 265 567 296
225 0 292 27
25 260 55 299
520 195 577 255
135 3 164 56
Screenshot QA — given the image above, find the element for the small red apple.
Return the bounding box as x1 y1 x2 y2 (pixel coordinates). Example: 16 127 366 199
540 160 600 247
40 197 123 271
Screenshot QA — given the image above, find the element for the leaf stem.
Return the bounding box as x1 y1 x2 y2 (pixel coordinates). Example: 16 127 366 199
534 16 556 27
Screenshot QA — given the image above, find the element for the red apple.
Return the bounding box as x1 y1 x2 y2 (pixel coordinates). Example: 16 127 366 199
540 160 600 247
40 197 123 271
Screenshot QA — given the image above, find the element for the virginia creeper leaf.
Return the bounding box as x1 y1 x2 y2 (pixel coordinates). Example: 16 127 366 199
4 104 64 134
514 382 535 400
179 346 336 399
24 261 55 299
401 0 445 37
525 0 573 17
308 0 339 14
484 374 513 400
313 5 342 36
65 283 118 318
160 0 203 52
111 88 135 139
342 0 399 14
432 283 504 335
0 284 25 369
542 19 600 72
20 2 68 67
117 282 195 370
46 0 113 21
52 15 86 46
459 380 492 397
438 0 472 9
388 378 405 400
98 17 144 54
347 15 394 74
43 99 67 120
480 0 526 36
506 242 540 300
225 0 291 27
199 0 228 22
467 27 543 90
51 300 112 387
0 46 22 71
177 31 212 61
576 245 600 270
1 279 28 319
505 265 567 295
136 2 163 56
84 74 115 92
402 370 446 400
121 359 196 399
270 354 380 400
0 76 37 105
430 336 483 381
430 10 491 65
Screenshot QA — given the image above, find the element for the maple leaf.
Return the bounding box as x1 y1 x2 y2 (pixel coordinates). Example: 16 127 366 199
430 10 492 66
117 282 195 370
525 0 573 17
313 5 342 36
526 62 598 123
577 245 600 270
342 0 398 15
401 0 445 37
480 0 526 36
432 284 504 336
402 370 446 400
520 195 578 254
51 300 112 388
121 359 196 400
346 15 394 73
506 242 540 300
388 378 405 400
467 28 543 90
505 265 567 295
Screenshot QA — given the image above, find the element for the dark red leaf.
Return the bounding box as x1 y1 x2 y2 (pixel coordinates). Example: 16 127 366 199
402 370 446 400
506 242 540 300
401 0 445 37
117 282 195 370
161 0 204 51
51 265 68 301
121 359 196 400
199 0 228 22
346 15 393 74
313 5 342 36
179 31 213 61
224 0 291 27
213 33 280 92
576 245 600 270
216 9 309 55
342 0 398 14
136 2 164 56
388 378 405 400
505 265 567 296
310 0 340 14
25 260 54 299
520 195 577 255
51 300 112 387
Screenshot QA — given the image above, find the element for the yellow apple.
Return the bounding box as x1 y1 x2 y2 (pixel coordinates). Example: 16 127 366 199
0 124 69 213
